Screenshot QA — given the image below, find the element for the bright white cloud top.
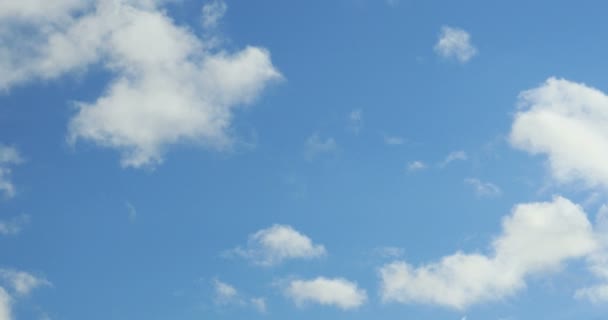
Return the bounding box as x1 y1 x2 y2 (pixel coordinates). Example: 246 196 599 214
434 26 477 63
379 197 597 309
511 77 608 189
0 0 282 168
232 225 326 266
285 277 367 310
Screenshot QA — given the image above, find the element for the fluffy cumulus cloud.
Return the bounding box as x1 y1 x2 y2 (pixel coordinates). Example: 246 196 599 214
434 26 477 63
0 145 23 198
285 277 367 310
231 225 326 266
0 0 282 168
510 77 608 189
379 197 597 309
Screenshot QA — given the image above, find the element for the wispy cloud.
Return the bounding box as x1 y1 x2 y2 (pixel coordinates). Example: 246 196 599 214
440 150 467 167
0 145 23 198
212 278 266 313
201 0 227 29
464 178 501 197
407 161 427 172
384 135 405 146
347 109 363 134
0 214 30 236
305 133 337 160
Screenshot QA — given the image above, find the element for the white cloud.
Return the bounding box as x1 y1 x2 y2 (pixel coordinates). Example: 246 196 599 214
464 178 501 197
126 202 137 222
440 150 467 167
384 135 405 145
285 277 367 310
213 278 238 304
250 297 267 313
348 109 363 134
407 161 427 172
0 145 23 199
0 287 11 320
201 0 227 29
0 215 30 236
576 205 608 303
375 246 405 259
0 0 282 168
305 134 337 160
231 225 326 266
434 26 477 63
212 279 267 312
575 284 608 303
510 78 608 189
0 269 50 296
379 196 597 309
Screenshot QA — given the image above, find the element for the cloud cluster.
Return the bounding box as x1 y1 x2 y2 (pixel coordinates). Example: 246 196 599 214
379 197 597 309
1 0 282 168
231 224 326 267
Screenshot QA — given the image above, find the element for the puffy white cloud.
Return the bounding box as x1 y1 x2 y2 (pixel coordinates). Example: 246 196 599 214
1 0 282 168
285 277 367 310
231 224 326 267
379 196 597 309
440 150 467 167
407 161 427 172
0 215 29 236
0 269 50 296
510 78 608 189
0 287 11 320
305 134 337 160
434 26 477 63
464 178 501 197
201 0 227 29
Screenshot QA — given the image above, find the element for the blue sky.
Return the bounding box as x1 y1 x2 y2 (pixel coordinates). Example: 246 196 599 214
2 0 608 319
